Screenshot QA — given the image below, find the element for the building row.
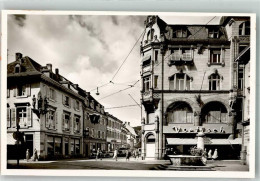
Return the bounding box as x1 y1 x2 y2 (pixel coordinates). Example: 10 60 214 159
140 16 250 164
7 54 138 160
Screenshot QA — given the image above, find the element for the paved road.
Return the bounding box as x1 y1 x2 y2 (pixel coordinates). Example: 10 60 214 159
7 157 170 170
7 158 249 171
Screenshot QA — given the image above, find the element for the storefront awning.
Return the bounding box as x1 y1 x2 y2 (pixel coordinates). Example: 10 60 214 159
166 138 242 145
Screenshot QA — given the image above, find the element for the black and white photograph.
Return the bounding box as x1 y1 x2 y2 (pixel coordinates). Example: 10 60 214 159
1 11 256 178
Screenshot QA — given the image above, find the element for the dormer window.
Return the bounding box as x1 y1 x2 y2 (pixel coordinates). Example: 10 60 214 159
173 28 187 38
14 64 21 73
208 28 219 38
239 21 250 35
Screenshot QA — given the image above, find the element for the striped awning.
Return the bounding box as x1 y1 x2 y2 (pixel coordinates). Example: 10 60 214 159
166 138 242 145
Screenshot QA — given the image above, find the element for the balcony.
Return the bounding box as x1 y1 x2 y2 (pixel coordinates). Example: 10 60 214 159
142 65 152 75
239 35 250 43
142 89 153 102
168 53 193 66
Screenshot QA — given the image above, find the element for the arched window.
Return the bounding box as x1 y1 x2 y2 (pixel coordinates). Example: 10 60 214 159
201 101 227 123
146 134 155 143
169 73 191 90
209 73 220 90
167 101 193 123
239 21 250 35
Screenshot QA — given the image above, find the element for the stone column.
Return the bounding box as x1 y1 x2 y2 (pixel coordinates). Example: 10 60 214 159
194 111 200 126
141 118 145 159
228 111 236 139
154 115 159 159
197 132 205 150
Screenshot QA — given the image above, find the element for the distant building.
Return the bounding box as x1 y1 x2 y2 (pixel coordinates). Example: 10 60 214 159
123 122 138 150
140 16 250 160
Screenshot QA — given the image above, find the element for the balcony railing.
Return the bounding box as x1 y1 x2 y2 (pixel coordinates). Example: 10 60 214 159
168 53 193 66
239 35 250 43
142 89 153 101
182 53 192 61
142 65 152 74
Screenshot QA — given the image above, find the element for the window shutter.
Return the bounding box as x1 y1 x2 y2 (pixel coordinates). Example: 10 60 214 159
11 108 16 128
69 115 72 131
7 108 11 127
46 112 49 128
46 86 50 99
62 113 65 130
62 94 65 105
73 99 76 110
79 118 82 134
13 86 17 97
55 111 58 129
27 107 32 127
73 116 76 132
26 84 31 97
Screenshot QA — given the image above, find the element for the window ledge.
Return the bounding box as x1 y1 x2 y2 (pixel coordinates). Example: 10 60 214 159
207 62 225 67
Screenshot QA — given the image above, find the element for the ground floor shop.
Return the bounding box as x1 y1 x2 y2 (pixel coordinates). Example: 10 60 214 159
7 132 83 160
83 139 106 158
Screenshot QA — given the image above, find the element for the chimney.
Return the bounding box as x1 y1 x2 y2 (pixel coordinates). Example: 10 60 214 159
46 64 52 71
55 68 59 75
128 122 130 126
15 53 23 62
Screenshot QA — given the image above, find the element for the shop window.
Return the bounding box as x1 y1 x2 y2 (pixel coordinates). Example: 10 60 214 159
54 137 62 155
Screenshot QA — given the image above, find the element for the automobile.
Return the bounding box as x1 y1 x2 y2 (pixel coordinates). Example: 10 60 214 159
103 151 114 158
118 148 128 157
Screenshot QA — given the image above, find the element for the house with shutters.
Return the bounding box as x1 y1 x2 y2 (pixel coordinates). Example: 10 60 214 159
140 16 250 160
7 53 84 159
82 94 107 157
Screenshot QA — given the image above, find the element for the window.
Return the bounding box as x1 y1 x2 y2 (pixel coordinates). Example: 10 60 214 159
102 132 105 139
238 68 244 90
147 29 154 42
91 128 95 137
74 115 80 132
169 73 191 90
168 102 193 124
182 49 192 60
210 49 221 63
14 64 21 73
171 49 181 60
143 76 151 92
98 131 101 139
63 112 71 131
63 95 70 107
209 74 220 90
170 48 192 61
201 102 227 123
17 85 26 96
17 107 27 127
7 89 10 98
173 28 187 38
75 100 80 110
239 21 250 35
49 88 56 101
154 50 158 63
208 28 219 38
46 110 56 129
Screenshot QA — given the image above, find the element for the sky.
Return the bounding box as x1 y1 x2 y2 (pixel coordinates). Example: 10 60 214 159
7 14 221 127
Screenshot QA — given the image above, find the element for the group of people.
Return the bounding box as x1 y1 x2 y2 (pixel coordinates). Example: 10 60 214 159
111 148 141 161
26 148 38 162
207 148 218 160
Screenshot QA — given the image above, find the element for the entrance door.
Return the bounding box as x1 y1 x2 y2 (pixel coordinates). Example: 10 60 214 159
146 134 155 158
85 144 88 157
25 135 33 159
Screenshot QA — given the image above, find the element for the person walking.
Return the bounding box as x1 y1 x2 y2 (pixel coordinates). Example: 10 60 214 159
113 148 118 161
33 148 38 161
26 149 30 162
212 149 218 160
96 148 102 161
126 149 131 161
208 149 212 160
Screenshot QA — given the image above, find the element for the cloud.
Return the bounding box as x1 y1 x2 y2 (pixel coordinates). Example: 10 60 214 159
8 14 146 126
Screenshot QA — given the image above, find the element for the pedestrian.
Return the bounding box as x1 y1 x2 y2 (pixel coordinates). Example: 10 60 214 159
126 149 131 161
212 149 218 160
33 148 38 161
113 148 118 161
26 149 30 162
133 149 137 159
96 148 102 160
208 149 212 160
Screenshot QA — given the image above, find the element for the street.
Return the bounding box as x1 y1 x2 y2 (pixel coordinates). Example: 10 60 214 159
7 158 249 171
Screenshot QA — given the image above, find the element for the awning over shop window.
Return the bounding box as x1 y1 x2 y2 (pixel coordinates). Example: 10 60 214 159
166 138 242 145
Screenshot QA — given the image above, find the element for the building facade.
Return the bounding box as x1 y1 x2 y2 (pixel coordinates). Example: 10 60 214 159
140 16 250 160
106 114 126 151
7 53 84 159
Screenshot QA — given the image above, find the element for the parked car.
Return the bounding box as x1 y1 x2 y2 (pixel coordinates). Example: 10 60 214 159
118 148 128 157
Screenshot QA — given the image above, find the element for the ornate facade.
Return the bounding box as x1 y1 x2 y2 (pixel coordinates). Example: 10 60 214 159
140 16 250 160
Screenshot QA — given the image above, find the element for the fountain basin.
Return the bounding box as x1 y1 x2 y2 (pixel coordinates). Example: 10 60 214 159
168 155 204 166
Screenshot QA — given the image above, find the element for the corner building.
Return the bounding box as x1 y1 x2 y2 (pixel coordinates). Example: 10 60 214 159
140 16 250 160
